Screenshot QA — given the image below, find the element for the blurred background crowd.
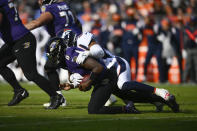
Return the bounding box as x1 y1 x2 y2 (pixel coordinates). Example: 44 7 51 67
0 0 197 84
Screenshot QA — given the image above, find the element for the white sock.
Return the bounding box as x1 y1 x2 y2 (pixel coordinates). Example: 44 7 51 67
154 88 170 101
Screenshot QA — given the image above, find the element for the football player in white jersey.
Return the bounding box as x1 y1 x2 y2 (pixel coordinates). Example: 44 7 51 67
60 30 179 112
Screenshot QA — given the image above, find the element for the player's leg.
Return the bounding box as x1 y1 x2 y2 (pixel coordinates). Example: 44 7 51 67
88 77 139 114
43 59 66 107
0 44 28 106
117 57 171 101
113 86 179 112
13 33 63 109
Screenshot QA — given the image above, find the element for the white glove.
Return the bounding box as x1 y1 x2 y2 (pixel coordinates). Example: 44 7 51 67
76 50 90 64
70 73 83 88
157 33 165 42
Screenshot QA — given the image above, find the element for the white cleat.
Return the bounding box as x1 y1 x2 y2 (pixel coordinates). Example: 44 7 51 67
154 88 170 101
104 95 117 106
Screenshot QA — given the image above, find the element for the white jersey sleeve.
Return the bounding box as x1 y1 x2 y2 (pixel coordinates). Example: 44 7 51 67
77 32 93 49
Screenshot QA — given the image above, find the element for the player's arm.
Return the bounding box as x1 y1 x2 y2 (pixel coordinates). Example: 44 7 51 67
88 39 105 58
78 57 104 91
76 39 105 64
25 12 53 30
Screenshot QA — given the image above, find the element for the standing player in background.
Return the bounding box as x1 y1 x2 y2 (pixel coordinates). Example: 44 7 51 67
25 0 82 107
0 0 63 109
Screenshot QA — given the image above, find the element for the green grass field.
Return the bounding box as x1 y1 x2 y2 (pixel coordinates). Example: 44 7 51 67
0 82 197 131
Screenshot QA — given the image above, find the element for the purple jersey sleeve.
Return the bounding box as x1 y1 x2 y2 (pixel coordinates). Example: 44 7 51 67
65 47 90 76
65 47 108 82
0 0 29 43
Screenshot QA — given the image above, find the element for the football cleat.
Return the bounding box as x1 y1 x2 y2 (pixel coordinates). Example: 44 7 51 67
104 95 117 106
43 91 66 107
166 95 180 113
43 97 66 107
46 94 64 109
125 101 140 114
8 89 29 106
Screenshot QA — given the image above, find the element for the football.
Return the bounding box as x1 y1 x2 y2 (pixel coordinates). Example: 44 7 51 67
80 74 90 84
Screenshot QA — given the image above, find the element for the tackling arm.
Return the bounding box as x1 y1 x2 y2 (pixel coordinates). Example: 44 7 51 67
78 57 104 91
88 40 105 59
76 40 105 64
25 12 53 30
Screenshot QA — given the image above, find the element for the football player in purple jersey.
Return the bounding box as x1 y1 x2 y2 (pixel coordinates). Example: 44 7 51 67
0 0 63 109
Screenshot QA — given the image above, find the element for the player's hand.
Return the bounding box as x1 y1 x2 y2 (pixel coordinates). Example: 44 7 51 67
59 83 74 91
78 81 92 92
70 73 83 88
76 50 90 64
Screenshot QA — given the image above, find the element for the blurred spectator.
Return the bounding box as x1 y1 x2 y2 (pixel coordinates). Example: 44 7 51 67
157 18 175 83
91 14 102 40
122 7 142 79
107 13 124 56
134 0 154 17
170 17 184 83
143 16 163 82
183 17 197 83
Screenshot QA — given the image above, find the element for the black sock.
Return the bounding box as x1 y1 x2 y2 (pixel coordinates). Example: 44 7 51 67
0 67 23 92
46 70 60 91
122 81 155 93
32 74 57 97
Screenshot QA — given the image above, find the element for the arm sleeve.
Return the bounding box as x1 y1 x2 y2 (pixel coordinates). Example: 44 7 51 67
89 44 105 59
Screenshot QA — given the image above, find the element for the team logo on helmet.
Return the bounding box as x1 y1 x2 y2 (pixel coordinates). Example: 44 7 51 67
61 30 77 47
46 37 65 64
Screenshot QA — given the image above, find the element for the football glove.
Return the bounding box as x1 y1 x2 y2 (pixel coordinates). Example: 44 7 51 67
70 73 83 88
